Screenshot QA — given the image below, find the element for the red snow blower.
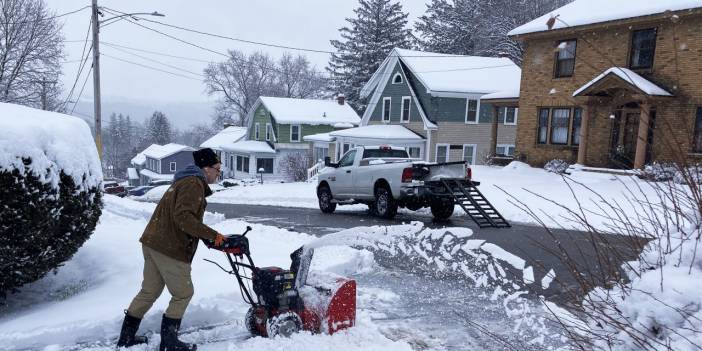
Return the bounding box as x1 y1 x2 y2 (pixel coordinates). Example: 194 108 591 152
203 226 356 338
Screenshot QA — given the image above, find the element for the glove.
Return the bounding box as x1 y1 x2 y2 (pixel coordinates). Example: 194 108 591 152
214 234 226 247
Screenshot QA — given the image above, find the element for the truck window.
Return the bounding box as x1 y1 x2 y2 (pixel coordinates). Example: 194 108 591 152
338 150 356 167
362 149 409 159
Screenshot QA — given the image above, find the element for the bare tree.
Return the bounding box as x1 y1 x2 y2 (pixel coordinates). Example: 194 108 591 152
275 53 326 99
0 0 64 110
278 152 311 182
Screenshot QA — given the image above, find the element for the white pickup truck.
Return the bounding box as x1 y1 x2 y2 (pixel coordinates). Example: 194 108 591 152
316 146 477 219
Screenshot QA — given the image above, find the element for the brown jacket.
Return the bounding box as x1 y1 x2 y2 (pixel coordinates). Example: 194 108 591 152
140 176 218 263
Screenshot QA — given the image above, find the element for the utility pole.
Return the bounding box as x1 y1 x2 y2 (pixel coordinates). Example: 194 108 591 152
91 0 103 160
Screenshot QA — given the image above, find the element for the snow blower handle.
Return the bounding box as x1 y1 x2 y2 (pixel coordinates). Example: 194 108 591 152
242 226 252 237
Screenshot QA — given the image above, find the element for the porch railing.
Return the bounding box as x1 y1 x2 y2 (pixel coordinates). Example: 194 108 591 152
307 160 325 181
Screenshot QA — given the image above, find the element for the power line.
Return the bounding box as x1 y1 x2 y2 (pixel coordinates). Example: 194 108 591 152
71 65 93 114
101 41 215 64
100 52 203 81
1 5 90 25
62 18 93 108
101 42 205 77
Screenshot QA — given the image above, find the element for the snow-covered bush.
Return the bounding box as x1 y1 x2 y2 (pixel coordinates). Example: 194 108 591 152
0 103 102 298
642 162 677 182
673 164 702 185
278 152 310 182
543 159 570 174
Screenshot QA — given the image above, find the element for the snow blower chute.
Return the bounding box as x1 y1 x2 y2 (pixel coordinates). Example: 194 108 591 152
203 226 356 338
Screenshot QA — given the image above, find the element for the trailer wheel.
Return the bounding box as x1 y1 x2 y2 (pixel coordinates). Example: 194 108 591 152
317 186 336 213
245 306 263 336
374 187 398 219
431 198 454 220
266 312 303 338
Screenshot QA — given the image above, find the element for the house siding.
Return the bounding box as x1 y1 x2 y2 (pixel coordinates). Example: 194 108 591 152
277 124 335 144
515 11 702 167
369 62 423 124
249 105 275 141
159 151 194 175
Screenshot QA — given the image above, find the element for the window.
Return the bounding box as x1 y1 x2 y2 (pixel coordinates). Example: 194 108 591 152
408 147 421 159
255 123 260 140
401 96 411 122
502 107 518 125
338 150 356 167
256 158 273 174
290 124 301 142
170 162 176 172
436 144 449 163
465 99 478 123
572 108 582 146
266 123 272 141
630 28 657 69
392 72 403 84
462 144 476 165
551 108 570 144
236 155 249 172
230 155 234 171
314 147 329 162
382 97 391 122
342 143 351 156
555 40 576 78
496 144 515 157
694 107 702 153
538 108 549 144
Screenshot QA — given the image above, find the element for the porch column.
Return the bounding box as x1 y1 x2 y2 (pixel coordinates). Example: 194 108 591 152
490 106 499 156
576 104 591 165
634 102 651 169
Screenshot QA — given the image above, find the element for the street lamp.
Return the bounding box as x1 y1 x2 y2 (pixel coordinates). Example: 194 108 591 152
258 168 265 184
90 0 165 160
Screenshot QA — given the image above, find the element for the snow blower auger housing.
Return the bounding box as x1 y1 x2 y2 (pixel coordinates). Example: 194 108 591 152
203 226 356 338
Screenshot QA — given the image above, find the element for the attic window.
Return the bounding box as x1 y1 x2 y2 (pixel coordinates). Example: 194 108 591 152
392 72 403 84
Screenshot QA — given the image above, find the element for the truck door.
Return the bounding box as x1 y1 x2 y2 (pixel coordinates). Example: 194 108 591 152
334 149 356 196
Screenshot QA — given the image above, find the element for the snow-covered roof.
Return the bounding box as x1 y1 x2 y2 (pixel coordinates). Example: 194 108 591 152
131 144 162 165
200 126 247 150
480 88 520 100
330 125 424 140
139 169 174 180
509 0 702 36
334 122 355 129
0 102 102 191
362 48 522 98
258 97 361 126
127 167 138 180
303 132 335 143
224 140 276 154
143 143 195 160
573 67 673 97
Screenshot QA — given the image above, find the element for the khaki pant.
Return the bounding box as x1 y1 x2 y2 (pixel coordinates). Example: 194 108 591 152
127 245 194 319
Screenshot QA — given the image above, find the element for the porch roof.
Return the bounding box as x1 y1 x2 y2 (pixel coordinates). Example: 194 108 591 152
573 67 673 98
330 125 424 141
303 131 334 143
223 140 276 154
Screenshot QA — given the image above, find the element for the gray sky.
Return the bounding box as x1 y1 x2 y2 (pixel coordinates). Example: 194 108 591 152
51 1 429 108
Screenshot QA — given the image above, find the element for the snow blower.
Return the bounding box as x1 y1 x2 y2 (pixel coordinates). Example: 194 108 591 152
203 226 356 338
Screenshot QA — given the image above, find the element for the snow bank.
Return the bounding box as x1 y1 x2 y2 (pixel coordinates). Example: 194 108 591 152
0 102 102 190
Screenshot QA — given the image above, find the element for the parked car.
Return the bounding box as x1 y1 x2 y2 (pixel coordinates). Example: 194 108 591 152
103 180 127 197
148 179 172 187
128 185 155 197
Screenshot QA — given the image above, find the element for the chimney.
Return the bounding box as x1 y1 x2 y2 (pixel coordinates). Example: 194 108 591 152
336 94 346 105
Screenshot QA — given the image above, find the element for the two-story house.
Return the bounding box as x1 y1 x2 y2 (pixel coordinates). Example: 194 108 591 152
199 126 247 179
509 0 702 169
227 96 361 180
313 48 522 165
130 143 195 185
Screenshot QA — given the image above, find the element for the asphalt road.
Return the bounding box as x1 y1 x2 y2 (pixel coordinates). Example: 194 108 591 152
206 202 643 302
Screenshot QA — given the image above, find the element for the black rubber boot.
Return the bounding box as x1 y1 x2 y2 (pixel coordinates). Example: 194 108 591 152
116 310 148 348
159 315 196 351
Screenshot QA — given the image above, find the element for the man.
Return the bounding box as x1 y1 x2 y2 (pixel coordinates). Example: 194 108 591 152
117 148 226 351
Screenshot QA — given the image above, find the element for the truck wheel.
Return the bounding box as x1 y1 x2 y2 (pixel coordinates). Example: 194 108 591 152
431 198 454 220
374 187 398 219
318 186 336 213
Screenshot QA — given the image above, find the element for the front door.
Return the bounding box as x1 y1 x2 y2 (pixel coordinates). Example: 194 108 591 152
609 111 639 168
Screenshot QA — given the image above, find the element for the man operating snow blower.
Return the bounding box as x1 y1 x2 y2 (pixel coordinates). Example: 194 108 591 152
117 148 226 351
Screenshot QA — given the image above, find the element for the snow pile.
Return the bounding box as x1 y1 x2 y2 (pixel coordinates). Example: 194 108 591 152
573 225 702 350
0 102 102 190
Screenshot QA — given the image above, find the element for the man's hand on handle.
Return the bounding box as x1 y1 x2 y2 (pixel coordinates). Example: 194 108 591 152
214 233 226 247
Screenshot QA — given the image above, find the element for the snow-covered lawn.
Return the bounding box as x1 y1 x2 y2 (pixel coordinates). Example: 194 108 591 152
0 195 565 350
208 163 676 231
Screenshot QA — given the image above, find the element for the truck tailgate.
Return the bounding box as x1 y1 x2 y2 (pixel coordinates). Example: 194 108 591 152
412 161 467 181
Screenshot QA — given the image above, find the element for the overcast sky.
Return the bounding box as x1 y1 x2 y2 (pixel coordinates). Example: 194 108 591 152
51 1 429 108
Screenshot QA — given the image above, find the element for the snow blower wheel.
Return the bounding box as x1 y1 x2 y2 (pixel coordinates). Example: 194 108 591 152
245 306 263 336
266 312 303 338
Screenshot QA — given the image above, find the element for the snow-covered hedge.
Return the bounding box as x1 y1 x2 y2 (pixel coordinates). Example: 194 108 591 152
544 159 570 174
0 103 103 298
642 162 677 182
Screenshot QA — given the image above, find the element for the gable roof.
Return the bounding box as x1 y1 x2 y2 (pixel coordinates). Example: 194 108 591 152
200 126 247 150
142 143 194 160
361 48 521 98
131 144 163 165
252 97 361 126
509 0 702 36
573 67 673 97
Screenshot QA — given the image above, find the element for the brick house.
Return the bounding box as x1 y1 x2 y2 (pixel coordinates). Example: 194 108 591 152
330 48 521 165
509 0 702 169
